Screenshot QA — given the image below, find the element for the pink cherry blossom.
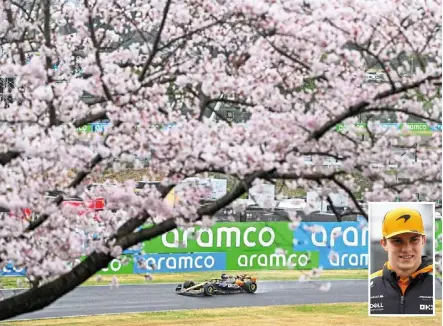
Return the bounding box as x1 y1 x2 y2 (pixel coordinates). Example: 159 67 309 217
0 0 441 319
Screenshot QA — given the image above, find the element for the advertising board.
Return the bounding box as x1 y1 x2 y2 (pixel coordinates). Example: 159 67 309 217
4 218 440 276
293 221 368 269
335 122 441 135
0 222 318 276
140 222 319 272
132 253 227 274
76 122 442 135
142 222 293 254
0 263 26 277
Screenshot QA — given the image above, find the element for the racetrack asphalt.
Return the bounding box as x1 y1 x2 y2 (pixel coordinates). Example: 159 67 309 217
4 279 442 321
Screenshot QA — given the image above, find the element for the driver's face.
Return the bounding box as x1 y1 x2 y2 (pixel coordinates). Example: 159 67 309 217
381 233 425 276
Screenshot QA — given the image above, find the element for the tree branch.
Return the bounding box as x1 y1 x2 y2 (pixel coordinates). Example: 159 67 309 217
23 195 63 232
325 196 343 222
157 19 229 54
0 111 108 167
72 111 108 128
85 0 113 102
0 250 114 320
119 171 263 249
363 107 440 124
309 74 442 140
268 171 347 180
331 176 368 221
261 36 327 83
0 170 264 320
352 43 396 90
138 0 172 82
18 154 105 233
42 0 57 127
0 151 20 166
207 97 255 108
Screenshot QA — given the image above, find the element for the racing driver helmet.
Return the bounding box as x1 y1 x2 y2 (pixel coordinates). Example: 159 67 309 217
221 273 229 281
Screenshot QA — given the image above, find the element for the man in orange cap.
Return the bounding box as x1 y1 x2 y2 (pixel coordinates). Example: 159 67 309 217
369 207 434 315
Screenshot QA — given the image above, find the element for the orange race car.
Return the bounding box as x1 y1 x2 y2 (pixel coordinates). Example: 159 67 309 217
175 273 258 297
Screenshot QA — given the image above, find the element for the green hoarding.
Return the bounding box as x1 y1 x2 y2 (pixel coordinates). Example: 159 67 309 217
226 251 319 270
335 122 441 136
76 122 441 135
76 124 93 133
99 256 134 275
83 218 440 274
74 222 318 274
142 222 295 254
93 251 319 274
78 255 134 275
436 218 442 253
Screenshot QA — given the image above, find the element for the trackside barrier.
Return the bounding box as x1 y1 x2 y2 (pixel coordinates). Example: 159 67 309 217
77 122 442 135
1 219 441 276
335 122 441 135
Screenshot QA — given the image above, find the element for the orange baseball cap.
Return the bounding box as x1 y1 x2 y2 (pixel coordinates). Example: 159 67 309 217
382 207 425 239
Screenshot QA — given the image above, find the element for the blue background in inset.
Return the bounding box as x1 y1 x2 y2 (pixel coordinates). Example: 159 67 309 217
293 220 368 269
132 252 227 274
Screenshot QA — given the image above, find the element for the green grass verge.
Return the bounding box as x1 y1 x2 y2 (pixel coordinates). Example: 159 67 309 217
4 301 442 326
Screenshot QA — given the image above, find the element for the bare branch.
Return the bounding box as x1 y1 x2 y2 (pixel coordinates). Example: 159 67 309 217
331 176 368 220
0 151 20 166
207 97 255 108
0 170 266 320
42 0 58 127
121 171 264 249
268 171 347 180
353 43 396 90
363 107 440 124
138 0 172 82
309 74 442 140
85 0 114 102
158 21 227 54
325 196 343 222
72 111 108 128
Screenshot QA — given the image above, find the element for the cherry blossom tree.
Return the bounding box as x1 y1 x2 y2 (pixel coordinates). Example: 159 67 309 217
0 0 441 320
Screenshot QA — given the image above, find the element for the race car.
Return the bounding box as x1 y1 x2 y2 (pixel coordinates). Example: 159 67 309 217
175 273 257 297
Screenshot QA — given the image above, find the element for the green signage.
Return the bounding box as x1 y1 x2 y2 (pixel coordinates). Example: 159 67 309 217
142 222 295 254
93 251 318 274
226 251 319 271
79 255 135 275
76 122 441 134
436 218 442 253
335 122 441 136
99 256 134 275
76 124 93 133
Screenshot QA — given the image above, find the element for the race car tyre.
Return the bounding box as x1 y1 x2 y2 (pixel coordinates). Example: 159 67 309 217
203 284 215 296
183 280 195 289
244 281 257 293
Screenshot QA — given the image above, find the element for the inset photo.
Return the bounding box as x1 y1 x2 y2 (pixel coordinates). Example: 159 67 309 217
368 202 435 316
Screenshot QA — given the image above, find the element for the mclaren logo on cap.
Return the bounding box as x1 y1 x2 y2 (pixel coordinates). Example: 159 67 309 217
396 214 411 223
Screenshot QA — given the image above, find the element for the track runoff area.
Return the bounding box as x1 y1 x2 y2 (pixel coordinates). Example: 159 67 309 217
4 211 443 325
